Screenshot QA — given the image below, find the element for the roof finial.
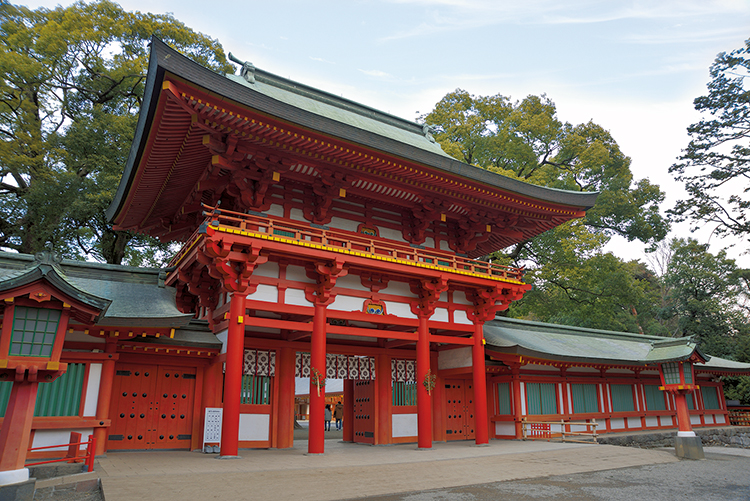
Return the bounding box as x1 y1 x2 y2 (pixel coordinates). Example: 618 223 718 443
228 52 256 84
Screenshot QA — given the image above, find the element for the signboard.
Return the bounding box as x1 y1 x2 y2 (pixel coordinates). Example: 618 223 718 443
203 407 222 452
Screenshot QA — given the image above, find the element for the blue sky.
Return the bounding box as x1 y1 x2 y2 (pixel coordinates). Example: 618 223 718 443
24 0 750 263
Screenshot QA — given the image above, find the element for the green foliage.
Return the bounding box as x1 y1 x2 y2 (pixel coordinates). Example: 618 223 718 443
661 238 750 356
0 1 231 264
422 89 669 332
670 37 750 238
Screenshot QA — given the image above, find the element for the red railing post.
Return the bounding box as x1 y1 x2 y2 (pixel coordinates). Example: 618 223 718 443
85 436 96 472
66 431 82 462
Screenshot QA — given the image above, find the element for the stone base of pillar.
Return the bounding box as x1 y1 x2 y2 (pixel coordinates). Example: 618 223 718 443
0 468 29 487
674 435 704 460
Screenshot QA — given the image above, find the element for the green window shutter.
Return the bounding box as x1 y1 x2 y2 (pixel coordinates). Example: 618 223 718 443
702 387 721 410
9 307 62 357
34 363 86 417
497 382 512 415
241 375 271 405
571 384 598 413
682 364 693 385
392 382 417 407
526 383 557 415
610 384 635 412
0 381 12 418
644 385 666 411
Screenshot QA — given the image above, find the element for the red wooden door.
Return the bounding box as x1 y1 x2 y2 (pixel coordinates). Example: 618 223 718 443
108 363 196 450
445 379 475 440
353 380 375 444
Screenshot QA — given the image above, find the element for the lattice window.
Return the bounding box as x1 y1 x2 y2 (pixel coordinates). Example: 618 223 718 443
241 375 271 405
662 362 681 385
10 306 61 357
392 381 417 406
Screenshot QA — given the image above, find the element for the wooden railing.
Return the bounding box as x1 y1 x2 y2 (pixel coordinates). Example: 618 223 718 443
728 408 750 426
25 432 96 472
521 418 598 444
169 204 525 282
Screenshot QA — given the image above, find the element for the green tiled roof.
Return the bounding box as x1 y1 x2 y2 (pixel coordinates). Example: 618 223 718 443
0 252 193 328
484 317 750 373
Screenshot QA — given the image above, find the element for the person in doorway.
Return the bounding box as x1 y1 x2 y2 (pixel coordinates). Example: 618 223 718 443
324 404 332 431
334 401 343 431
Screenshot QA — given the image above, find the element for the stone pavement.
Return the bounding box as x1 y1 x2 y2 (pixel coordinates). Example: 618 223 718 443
95 439 679 501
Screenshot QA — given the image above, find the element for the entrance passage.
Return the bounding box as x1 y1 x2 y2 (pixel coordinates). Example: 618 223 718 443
353 380 375 444
445 379 475 440
108 363 196 450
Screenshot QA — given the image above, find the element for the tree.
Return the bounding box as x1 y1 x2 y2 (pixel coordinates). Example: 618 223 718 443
0 1 232 264
661 238 749 357
422 90 669 331
670 37 750 239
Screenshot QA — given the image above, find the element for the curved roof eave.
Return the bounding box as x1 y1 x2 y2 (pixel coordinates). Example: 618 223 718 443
107 37 598 224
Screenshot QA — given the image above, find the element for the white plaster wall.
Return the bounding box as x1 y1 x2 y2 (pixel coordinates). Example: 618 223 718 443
660 416 673 427
452 291 472 305
716 414 726 424
286 288 314 307
32 429 93 451
253 262 279 279
566 385 573 415
377 226 405 243
607 369 633 374
266 203 284 217
439 240 450 251
380 280 412 298
690 415 701 425
549 424 562 433
432 307 449 323
705 414 715 425
289 207 305 222
520 383 526 415
627 417 642 429
453 310 472 325
424 237 435 249
610 418 625 429
328 295 363 312
286 265 317 284
392 413 417 438
82 364 101 417
570 367 600 374
645 417 659 427
246 284 278 303
495 422 515 436
438 347 472 370
333 274 370 292
329 216 360 232
215 329 228 354
239 414 270 441
384 301 417 319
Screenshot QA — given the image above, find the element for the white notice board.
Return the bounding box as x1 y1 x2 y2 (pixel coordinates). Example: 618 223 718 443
204 408 223 447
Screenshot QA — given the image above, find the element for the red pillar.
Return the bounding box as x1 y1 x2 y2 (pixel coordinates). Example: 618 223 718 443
511 367 523 439
416 313 432 449
276 347 296 449
220 293 246 457
308 302 327 454
0 381 39 474
673 392 694 434
343 379 354 442
472 321 489 445
93 338 117 455
375 354 392 445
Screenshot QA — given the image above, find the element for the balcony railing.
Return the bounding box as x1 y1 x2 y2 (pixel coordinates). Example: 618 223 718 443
170 205 525 283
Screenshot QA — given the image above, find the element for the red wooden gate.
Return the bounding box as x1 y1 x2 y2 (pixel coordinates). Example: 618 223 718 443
108 364 196 450
353 380 375 444
445 379 475 440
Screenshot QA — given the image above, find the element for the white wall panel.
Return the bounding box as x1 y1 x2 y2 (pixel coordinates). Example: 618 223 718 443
392 414 417 438
82 364 101 416
286 288 314 307
246 284 278 303
239 414 270 441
